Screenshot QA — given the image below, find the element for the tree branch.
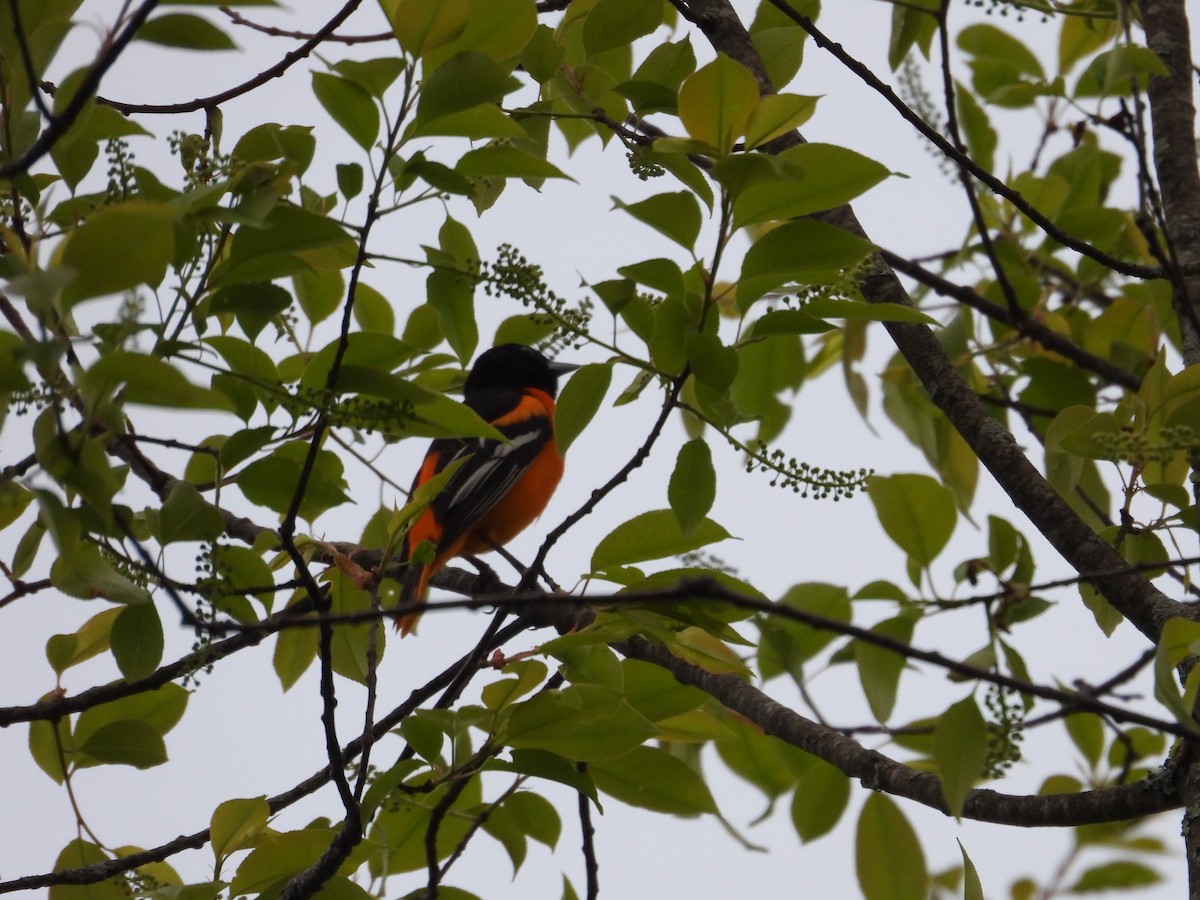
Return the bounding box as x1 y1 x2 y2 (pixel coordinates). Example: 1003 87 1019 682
746 0 1189 282
0 0 159 179
0 617 529 893
678 0 1189 644
880 248 1144 392
622 636 1184 827
1142 0 1200 368
81 1 363 116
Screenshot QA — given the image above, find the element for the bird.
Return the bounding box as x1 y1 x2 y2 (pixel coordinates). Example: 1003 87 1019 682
394 343 576 634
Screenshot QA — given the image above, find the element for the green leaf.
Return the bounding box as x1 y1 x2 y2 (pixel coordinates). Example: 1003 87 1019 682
0 330 32 392
415 52 520 124
353 282 394 334
231 829 342 895
29 711 71 784
1059 13 1119 74
49 840 126 900
328 567 383 684
867 474 956 568
334 161 364 200
61 201 177 305
505 685 657 761
613 191 701 250
668 439 715 539
219 203 356 285
716 714 808 800
332 57 407 97
482 660 549 711
955 84 996 172
237 443 350 521
495 749 600 805
744 93 818 149
495 314 556 347
758 583 851 681
51 544 153 605
958 24 1044 79
668 626 753 677
502 791 561 848
456 143 571 180
624 37 695 108
87 351 234 411
522 24 566 84
618 257 685 298
46 607 120 675
856 793 927 900
207 282 292 340
288 267 345 331
790 756 851 841
738 220 874 309
1068 860 1160 892
1065 713 1105 770
274 594 318 690
582 0 663 56
312 72 379 150
959 840 984 900
74 684 188 745
1074 45 1169 99
933 694 988 817
159 482 224 544
424 0 536 66
888 1 938 70
230 122 315 172
678 53 760 153
732 143 891 228
591 509 732 571
855 616 915 724
687 332 739 394
750 309 833 336
590 746 717 815
384 0 468 58
78 720 167 768
137 13 236 50
482 800 529 874
1153 618 1200 728
426 216 479 363
555 363 612 455
620 657 711 722
0 480 33 530
110 602 164 681
211 796 271 861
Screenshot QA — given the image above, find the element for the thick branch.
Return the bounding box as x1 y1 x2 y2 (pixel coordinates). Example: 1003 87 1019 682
624 637 1183 827
0 617 531 893
1143 0 1200 365
742 0 1176 281
880 249 1143 393
679 0 1189 643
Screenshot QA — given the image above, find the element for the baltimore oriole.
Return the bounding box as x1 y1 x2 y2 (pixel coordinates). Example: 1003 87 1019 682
394 343 576 634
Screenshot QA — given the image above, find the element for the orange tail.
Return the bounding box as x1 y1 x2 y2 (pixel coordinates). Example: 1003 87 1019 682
394 560 432 636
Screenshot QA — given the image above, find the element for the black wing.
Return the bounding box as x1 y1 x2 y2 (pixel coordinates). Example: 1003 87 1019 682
423 386 552 552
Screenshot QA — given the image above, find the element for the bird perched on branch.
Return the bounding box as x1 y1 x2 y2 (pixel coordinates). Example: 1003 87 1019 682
395 343 576 634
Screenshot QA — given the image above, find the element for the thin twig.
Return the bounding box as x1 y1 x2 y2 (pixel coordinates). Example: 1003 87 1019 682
579 763 599 900
759 0 1181 281
220 6 390 44
83 1 363 116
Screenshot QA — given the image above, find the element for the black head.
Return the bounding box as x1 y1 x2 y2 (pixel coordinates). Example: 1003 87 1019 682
464 343 576 399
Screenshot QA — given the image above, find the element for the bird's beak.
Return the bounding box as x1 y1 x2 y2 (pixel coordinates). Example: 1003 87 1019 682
548 359 579 377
